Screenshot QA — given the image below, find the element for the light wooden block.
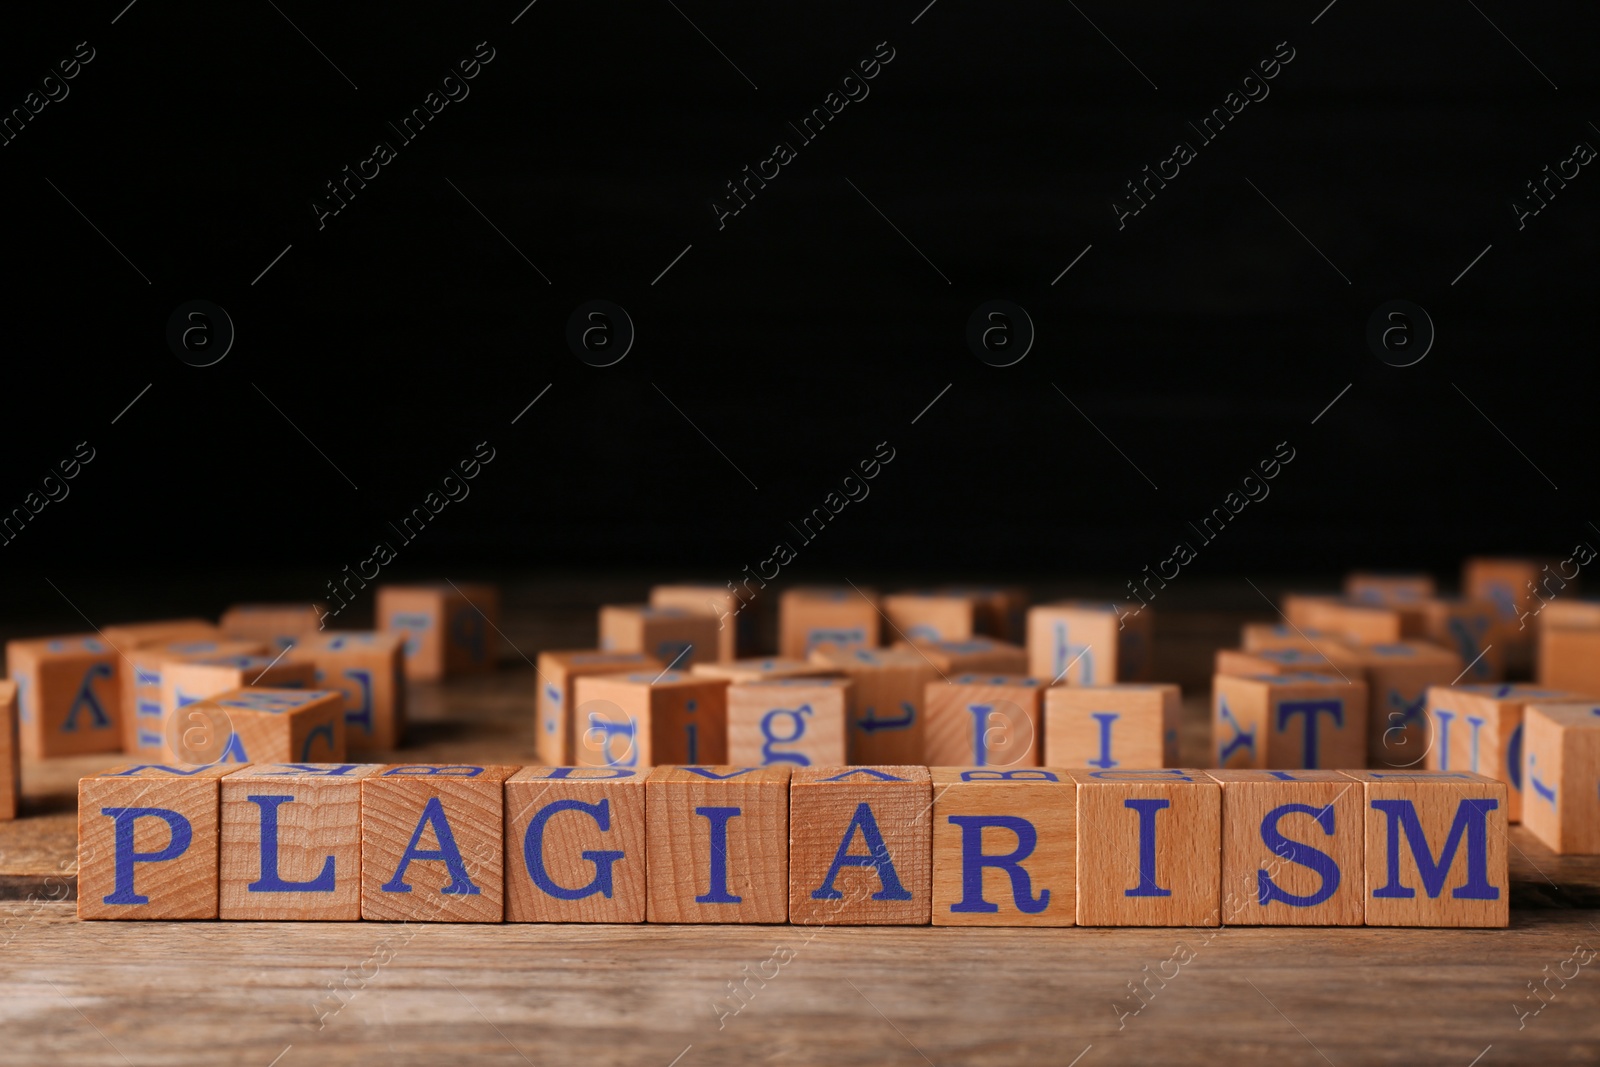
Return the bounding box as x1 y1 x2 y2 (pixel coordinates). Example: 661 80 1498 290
220 603 325 653
1241 623 1340 653
778 586 880 659
1070 768 1221 926
101 618 220 656
201 687 346 765
1302 601 1416 644
1044 684 1180 769
1343 769 1509 927
727 677 851 767
1283 594 1342 630
121 639 268 756
1343 573 1435 605
598 604 720 670
1026 601 1153 686
6 634 121 758
1465 557 1554 674
645 765 791 923
1425 683 1580 822
1340 642 1462 769
1523 703 1600 854
930 767 1074 927
360 764 516 921
924 674 1046 768
937 585 1029 642
1541 600 1600 628
77 762 233 920
160 655 317 761
891 636 1027 675
788 766 931 925
690 657 839 684
1211 769 1364 926
289 631 406 752
0 680 17 821
807 646 939 764
1212 672 1368 771
219 762 381 920
1215 647 1349 677
882 592 977 643
536 651 662 765
1538 626 1600 697
1421 598 1502 682
650 583 752 661
572 671 728 768
376 582 500 681
503 766 648 922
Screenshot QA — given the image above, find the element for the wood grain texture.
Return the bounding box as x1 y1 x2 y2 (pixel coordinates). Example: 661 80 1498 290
1522 703 1600 855
0 680 17 821
120 640 269 756
572 671 728 769
778 586 879 659
645 766 790 923
882 592 976 643
289 631 407 752
930 767 1075 926
6 635 122 758
788 765 931 925
691 657 840 683
1212 673 1368 771
598 605 720 669
503 766 647 922
1044 684 1181 769
535 650 662 765
1214 648 1344 676
891 636 1028 675
922 675 1044 768
807 647 937 764
1027 601 1153 685
1538 626 1600 698
206 687 347 766
160 658 319 761
1425 684 1582 822
727 678 850 768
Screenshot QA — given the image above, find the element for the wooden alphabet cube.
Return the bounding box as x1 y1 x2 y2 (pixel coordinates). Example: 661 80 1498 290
78 762 234 920
778 586 880 659
360 764 517 921
1026 601 1153 686
1215 647 1349 677
572 671 728 769
1302 600 1420 644
788 766 932 925
160 655 317 759
690 657 839 684
1212 673 1368 771
1523 703 1600 854
645 765 791 923
6 634 121 758
289 631 407 752
650 583 752 661
924 674 1046 768
891 636 1028 675
883 592 977 642
121 639 268 756
931 768 1074 927
0 680 17 821
1340 642 1462 769
1044 684 1180 769
727 677 851 768
1342 769 1508 927
101 618 220 655
1070 769 1221 926
1241 623 1339 653
536 651 662 765
220 603 325 653
219 762 381 920
1538 625 1600 697
503 766 648 922
199 687 346 765
1421 598 1502 682
937 585 1029 642
1344 572 1436 606
377 582 500 681
1283 594 1343 630
1465 557 1554 674
598 605 720 671
1211 769 1364 926
1425 684 1580 822
807 647 939 764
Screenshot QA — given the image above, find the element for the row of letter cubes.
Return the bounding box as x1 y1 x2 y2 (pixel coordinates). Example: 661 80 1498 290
79 763 1510 928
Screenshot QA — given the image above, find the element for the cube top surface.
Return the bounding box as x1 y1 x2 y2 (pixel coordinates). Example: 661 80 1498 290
1524 702 1600 727
209 687 342 713
731 676 853 691
1205 768 1353 783
87 762 236 780
579 670 716 690
928 767 1071 785
540 650 660 669
1230 671 1353 688
222 762 384 780
646 765 793 784
792 765 931 786
297 631 405 653
808 647 930 669
7 633 108 656
508 765 648 782
1339 769 1502 784
1069 768 1213 783
372 764 518 781
943 673 1044 687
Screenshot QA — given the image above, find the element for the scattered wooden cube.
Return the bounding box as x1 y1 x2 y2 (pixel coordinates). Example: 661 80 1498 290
788 766 931 925
360 764 517 921
937 585 1029 643
807 646 939 764
1070 769 1221 926
883 592 977 643
1338 642 1461 769
1425 683 1581 822
289 631 407 752
121 640 268 757
1212 673 1368 771
220 603 325 653
78 762 235 920
727 677 851 768
1344 573 1435 605
1420 598 1502 682
1215 647 1349 677
650 583 752 661
6 634 122 758
1523 703 1600 854
1343 769 1509 927
503 766 648 922
201 687 347 765
1211 769 1364 925
891 636 1028 675
101 618 220 655
572 670 728 768
930 767 1074 927
598 604 721 670
0 680 17 821
1240 623 1339 653
1043 684 1180 769
377 583 500 681
645 765 791 923
923 674 1046 768
1302 600 1419 644
160 655 317 760
219 762 381 920
778 586 879 659
1464 557 1551 674
690 657 839 684
1026 601 1153 686
1541 600 1600 629
535 651 662 766
1538 625 1600 697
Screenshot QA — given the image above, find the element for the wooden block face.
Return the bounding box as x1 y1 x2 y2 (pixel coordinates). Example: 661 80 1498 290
1044 684 1180 769
1212 673 1367 771
930 768 1075 927
503 767 648 922
7 635 121 758
572 672 728 769
290 631 407 752
160 659 319 761
1538 626 1600 697
808 647 938 764
598 605 721 670
1344 573 1436 606
727 678 850 768
1211 770 1364 926
1425 684 1579 822
883 593 976 642
1026 602 1151 686
1240 623 1338 653
1348 642 1462 769
788 766 932 925
121 640 268 756
690 657 839 684
1344 770 1509 927
650 584 750 660
1071 769 1221 926
1541 600 1600 629
1464 557 1554 670
219 763 382 920
219 603 325 653
360 764 516 921
1215 648 1344 677
937 585 1029 643
101 618 220 656
1522 704 1600 854
203 687 347 766
536 651 662 766
645 766 791 923
377 584 499 681
77 763 233 920
778 587 880 659
0 680 18 822
1422 599 1502 683
923 675 1045 768
892 637 1027 675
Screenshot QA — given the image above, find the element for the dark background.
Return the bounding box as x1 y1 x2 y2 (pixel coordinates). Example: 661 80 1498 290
1 1 1593 604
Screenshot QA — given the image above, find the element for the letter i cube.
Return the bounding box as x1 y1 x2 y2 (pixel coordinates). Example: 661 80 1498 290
1070 769 1221 926
572 671 729 769
219 763 382 920
1211 673 1368 770
882 592 978 642
535 651 662 765
121 640 268 756
503 767 648 922
1522 703 1600 854
1425 684 1580 822
924 674 1046 767
778 586 880 659
645 766 791 923
1343 770 1508 927
376 583 500 681
361 764 517 921
788 766 932 925
598 605 721 669
6 634 121 758
931 768 1075 927
1026 602 1153 686
183 687 345 766
219 603 326 653
1211 770 1364 925
1044 684 1180 769
289 631 407 752
1 680 18 821
807 647 938 764
78 763 235 919
727 677 851 767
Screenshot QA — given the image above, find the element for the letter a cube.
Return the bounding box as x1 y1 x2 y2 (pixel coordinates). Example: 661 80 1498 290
199 687 346 766
573 671 728 768
219 762 381 920
536 651 663 765
727 677 851 768
0 680 17 821
361 764 517 921
78 762 235 920
924 675 1046 768
778 586 881 659
789 766 932 925
1425 684 1580 822
1026 602 1153 686
6 634 121 758
931 768 1075 927
1044 684 1180 769
504 767 648 922
645 766 791 923
1211 673 1368 770
377 583 500 681
1521 703 1600 854
289 631 407 752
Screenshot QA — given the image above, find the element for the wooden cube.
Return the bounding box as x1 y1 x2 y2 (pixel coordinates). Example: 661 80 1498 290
727 677 851 767
536 651 662 765
807 646 939 764
937 585 1029 642
160 655 317 760
101 618 220 655
1464 557 1553 674
1070 768 1221 926
930 767 1074 927
289 631 406 752
1421 599 1502 682
220 603 325 653
572 671 728 768
778 586 880 659
788 766 931 925
1283 594 1342 630
1044 684 1180 769
1211 769 1364 925
1343 769 1508 927
503 766 648 922
77 762 234 920
1541 600 1600 628
650 583 752 661
1344 573 1436 605
1340 642 1462 769
1241 623 1339 653
219 762 381 920
6 634 121 758
377 583 500 681
360 763 517 921
1302 601 1418 644
1026 601 1153 686
0 680 18 821
1523 703 1600 854
598 604 720 671
1215 647 1349 677
690 657 838 684
121 639 268 756
645 765 791 923
1425 683 1580 822
891 636 1028 675
882 592 977 643
1538 625 1600 697
201 687 346 765
1212 673 1368 771
924 674 1046 768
